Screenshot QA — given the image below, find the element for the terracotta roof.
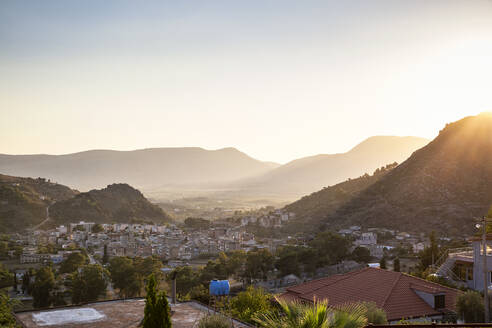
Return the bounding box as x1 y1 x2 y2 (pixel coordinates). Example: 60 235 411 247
280 267 460 321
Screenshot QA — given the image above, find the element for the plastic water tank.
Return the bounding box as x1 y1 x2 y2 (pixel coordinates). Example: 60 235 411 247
209 280 230 296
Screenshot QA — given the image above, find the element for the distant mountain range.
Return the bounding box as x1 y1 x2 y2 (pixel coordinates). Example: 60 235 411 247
0 174 171 232
286 113 492 235
233 136 429 197
0 137 429 199
0 147 279 192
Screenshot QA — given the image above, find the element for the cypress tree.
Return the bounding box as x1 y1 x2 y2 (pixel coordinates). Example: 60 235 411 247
102 244 109 264
393 257 400 272
143 274 172 328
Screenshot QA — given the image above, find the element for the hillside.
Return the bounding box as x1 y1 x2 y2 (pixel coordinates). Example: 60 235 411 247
285 163 398 221
235 136 429 197
50 184 172 225
319 113 492 236
0 175 78 232
0 147 279 191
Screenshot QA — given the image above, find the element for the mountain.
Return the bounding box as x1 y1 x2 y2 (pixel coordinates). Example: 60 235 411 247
310 113 492 236
0 147 279 191
50 183 172 225
0 174 78 232
0 175 172 231
235 136 429 197
285 163 398 221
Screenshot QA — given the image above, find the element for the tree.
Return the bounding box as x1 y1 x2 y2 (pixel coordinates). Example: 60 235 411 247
418 231 439 271
71 264 108 304
168 266 200 298
32 266 55 308
352 247 372 264
102 244 109 264
92 224 104 233
275 246 301 277
309 232 351 265
0 265 13 289
244 249 274 282
109 257 143 298
143 274 172 328
21 270 32 295
229 286 273 324
379 257 387 270
393 258 400 272
59 252 87 274
0 291 20 328
254 298 367 328
456 291 484 323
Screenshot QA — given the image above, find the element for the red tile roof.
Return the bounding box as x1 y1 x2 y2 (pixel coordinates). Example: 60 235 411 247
280 267 460 321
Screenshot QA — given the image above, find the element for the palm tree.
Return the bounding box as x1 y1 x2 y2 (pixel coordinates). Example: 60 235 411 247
253 297 367 328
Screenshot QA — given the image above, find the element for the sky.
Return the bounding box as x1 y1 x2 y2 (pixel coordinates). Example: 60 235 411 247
1 1 492 164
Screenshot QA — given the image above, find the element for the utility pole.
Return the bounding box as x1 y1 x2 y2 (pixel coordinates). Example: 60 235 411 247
483 216 490 323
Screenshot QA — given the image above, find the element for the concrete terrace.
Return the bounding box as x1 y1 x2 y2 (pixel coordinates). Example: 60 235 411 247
15 298 250 328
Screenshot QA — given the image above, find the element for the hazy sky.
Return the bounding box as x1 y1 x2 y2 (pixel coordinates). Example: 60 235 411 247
1 1 491 164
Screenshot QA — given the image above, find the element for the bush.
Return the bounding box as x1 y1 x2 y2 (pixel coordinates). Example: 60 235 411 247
197 314 231 328
363 302 387 324
456 290 484 323
229 286 273 324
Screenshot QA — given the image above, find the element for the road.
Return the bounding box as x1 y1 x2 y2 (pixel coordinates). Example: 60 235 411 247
30 205 52 231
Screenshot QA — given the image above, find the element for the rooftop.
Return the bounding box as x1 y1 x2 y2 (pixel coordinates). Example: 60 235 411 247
280 267 460 321
16 299 250 328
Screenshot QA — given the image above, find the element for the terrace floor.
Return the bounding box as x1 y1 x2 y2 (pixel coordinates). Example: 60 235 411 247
16 299 249 328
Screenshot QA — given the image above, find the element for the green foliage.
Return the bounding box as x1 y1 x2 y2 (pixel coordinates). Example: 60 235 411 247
229 286 273 324
393 258 400 272
32 266 55 308
197 315 231 328
0 264 13 289
245 249 274 282
309 231 351 266
143 274 172 328
71 264 108 304
184 217 211 230
254 298 367 328
362 302 387 324
59 252 87 274
109 257 143 298
0 291 20 328
351 247 372 264
102 244 109 264
275 246 301 277
92 223 104 233
418 231 439 271
379 257 387 269
168 266 201 298
456 290 484 323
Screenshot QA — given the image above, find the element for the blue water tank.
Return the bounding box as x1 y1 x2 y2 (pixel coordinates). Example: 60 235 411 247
209 280 230 296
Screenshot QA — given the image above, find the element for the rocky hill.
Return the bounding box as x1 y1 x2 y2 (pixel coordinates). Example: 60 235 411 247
234 136 429 197
0 175 78 232
285 163 398 221
317 113 492 235
50 183 172 225
0 175 172 231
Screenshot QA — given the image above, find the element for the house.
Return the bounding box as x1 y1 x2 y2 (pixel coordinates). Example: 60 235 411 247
434 236 491 291
280 267 459 323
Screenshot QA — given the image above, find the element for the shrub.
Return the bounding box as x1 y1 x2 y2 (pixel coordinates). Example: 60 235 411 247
363 302 387 324
456 290 484 323
197 314 231 328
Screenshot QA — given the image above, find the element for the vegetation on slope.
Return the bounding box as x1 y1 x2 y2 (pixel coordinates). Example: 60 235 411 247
50 183 172 225
0 175 77 232
324 113 492 235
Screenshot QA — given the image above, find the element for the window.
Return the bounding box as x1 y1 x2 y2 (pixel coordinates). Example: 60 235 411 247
434 295 445 309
